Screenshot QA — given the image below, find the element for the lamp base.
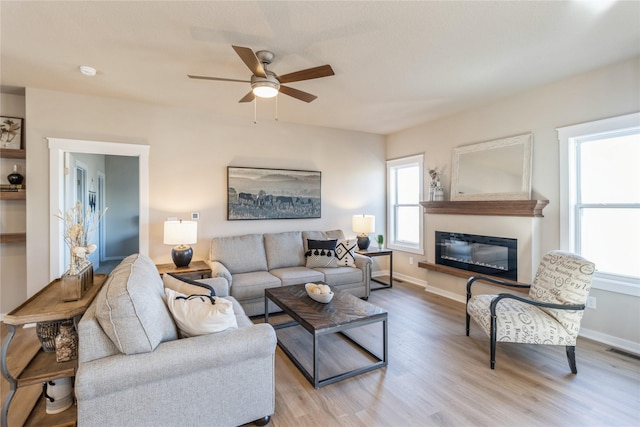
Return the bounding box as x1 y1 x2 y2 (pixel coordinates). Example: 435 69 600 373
171 245 193 268
356 235 370 250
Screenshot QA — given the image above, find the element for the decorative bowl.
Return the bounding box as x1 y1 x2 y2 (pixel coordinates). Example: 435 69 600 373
305 283 334 303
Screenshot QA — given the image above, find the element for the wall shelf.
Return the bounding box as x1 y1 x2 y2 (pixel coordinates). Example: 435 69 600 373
0 148 26 159
420 200 548 217
0 233 26 243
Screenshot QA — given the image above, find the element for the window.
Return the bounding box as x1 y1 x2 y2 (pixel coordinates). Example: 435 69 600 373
387 154 424 254
558 112 640 295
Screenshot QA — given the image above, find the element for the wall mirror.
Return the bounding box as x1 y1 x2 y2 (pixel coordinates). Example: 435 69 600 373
450 133 532 201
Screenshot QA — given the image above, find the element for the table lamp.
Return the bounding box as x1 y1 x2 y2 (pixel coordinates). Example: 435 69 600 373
352 214 375 250
163 219 197 267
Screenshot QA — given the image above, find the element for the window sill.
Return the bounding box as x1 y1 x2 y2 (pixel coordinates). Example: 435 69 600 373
592 273 640 297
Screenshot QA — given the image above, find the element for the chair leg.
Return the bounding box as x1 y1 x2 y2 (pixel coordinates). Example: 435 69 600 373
490 314 497 369
465 312 470 336
254 415 271 426
566 346 578 374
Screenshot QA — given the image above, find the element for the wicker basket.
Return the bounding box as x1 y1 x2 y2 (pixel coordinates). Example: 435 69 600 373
36 320 63 352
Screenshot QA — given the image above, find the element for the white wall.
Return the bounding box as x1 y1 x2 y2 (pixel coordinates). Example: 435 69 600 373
23 88 386 301
386 57 640 351
0 93 27 313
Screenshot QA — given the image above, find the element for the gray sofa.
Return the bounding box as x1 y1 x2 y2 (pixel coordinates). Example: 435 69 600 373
207 230 372 316
75 253 276 427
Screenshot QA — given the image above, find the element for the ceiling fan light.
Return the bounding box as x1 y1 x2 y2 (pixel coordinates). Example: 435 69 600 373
252 81 279 98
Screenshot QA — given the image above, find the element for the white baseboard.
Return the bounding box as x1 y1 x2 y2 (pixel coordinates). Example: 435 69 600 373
386 273 639 354
579 327 640 356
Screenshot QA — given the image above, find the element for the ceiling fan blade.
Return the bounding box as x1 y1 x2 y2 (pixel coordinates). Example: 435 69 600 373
232 45 266 78
279 85 318 103
188 75 250 83
238 91 255 103
277 65 334 84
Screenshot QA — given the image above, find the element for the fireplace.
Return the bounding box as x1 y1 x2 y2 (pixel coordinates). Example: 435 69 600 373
435 231 518 281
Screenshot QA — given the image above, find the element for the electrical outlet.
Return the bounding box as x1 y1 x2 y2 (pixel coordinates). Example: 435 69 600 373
586 296 597 309
409 257 414 265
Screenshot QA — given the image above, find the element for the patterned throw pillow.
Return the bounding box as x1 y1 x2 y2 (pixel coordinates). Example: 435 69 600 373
305 239 338 268
335 239 357 267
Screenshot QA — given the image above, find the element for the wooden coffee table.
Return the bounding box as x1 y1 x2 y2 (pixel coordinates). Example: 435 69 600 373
265 284 388 388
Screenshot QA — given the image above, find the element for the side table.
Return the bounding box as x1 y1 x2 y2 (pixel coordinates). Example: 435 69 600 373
155 260 212 280
1 274 107 427
356 248 393 290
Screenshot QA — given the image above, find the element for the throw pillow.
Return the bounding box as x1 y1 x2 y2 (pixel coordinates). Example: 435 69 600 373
163 273 215 296
164 288 238 338
305 239 338 268
335 238 357 267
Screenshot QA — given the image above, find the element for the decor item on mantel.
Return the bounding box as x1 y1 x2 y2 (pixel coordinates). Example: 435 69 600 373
55 200 107 301
428 168 445 201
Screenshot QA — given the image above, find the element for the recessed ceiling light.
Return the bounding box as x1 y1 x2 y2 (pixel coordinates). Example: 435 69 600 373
79 66 97 77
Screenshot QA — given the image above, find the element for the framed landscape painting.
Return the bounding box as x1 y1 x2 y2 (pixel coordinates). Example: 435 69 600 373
0 116 23 150
228 167 321 220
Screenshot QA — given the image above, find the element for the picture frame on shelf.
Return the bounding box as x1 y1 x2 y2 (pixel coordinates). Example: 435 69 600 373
227 166 321 220
0 116 23 150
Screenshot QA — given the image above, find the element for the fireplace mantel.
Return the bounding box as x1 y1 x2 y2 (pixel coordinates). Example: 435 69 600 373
420 200 549 217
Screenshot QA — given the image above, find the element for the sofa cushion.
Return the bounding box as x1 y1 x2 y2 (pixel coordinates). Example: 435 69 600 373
210 234 268 274
316 266 363 287
163 273 215 296
229 271 282 301
95 254 178 355
302 230 345 252
335 238 357 267
165 288 238 337
264 231 305 270
269 266 325 286
305 239 338 268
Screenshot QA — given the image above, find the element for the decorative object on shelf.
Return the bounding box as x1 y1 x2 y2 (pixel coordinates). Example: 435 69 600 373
55 200 107 276
61 261 94 301
0 116 22 150
7 164 24 185
164 219 198 267
377 234 384 249
43 377 74 415
227 166 321 220
54 320 78 362
434 182 445 201
428 168 438 201
35 321 62 352
352 214 375 250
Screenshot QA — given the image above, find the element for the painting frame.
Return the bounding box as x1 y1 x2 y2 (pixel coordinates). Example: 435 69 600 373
0 116 23 150
227 166 321 220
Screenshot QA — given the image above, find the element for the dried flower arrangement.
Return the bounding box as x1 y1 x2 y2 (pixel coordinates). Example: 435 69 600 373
55 201 107 274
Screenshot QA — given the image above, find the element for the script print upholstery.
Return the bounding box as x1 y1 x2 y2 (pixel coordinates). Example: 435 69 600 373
467 251 595 346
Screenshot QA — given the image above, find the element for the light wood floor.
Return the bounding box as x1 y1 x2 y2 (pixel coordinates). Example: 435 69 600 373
259 281 640 427
3 281 639 427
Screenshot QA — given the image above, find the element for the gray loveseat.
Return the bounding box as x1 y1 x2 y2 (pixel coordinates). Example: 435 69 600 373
75 253 276 427
207 230 372 316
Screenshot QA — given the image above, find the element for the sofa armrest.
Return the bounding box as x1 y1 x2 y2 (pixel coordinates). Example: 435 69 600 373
205 260 233 285
76 323 276 400
197 277 230 296
354 253 372 270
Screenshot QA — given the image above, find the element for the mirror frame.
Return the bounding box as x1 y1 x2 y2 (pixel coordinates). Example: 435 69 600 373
450 133 533 201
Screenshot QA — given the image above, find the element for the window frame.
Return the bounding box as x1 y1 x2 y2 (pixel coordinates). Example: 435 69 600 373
386 154 424 255
558 112 640 296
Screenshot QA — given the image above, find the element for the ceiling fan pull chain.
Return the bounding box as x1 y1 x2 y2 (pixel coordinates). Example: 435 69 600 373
254 97 257 124
275 94 278 122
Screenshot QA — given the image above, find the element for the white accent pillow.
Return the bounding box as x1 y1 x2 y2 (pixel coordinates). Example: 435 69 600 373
164 288 238 337
335 239 357 267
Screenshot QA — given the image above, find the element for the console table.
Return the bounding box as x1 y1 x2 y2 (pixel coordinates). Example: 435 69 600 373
356 248 393 290
1 274 106 427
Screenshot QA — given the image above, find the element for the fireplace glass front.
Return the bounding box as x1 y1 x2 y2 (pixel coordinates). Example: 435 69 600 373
435 231 517 281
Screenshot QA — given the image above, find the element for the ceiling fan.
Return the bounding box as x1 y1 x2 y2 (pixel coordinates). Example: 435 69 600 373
188 45 334 103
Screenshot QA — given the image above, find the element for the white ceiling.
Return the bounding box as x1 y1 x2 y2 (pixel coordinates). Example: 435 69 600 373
1 1 639 135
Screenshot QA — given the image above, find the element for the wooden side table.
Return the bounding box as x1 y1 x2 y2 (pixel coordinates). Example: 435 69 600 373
1 274 107 427
155 260 212 280
356 248 393 290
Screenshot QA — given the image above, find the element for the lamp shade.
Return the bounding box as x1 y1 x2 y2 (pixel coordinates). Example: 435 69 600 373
163 220 197 245
352 215 375 234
